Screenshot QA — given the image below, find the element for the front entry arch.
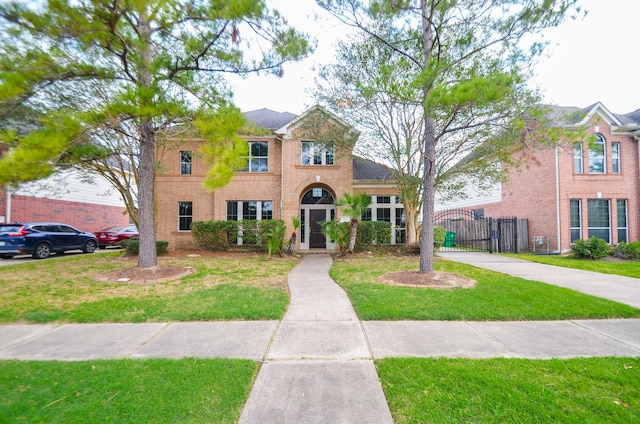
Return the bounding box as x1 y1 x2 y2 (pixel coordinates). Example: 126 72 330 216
300 187 336 250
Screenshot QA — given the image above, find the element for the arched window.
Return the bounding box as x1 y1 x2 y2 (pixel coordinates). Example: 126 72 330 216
588 134 606 174
301 188 334 204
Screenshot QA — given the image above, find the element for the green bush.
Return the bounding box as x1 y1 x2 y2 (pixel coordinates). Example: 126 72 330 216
191 220 238 251
613 241 640 261
238 220 260 246
263 220 286 257
321 221 350 255
571 237 611 259
433 225 446 250
191 220 286 252
122 238 169 256
357 221 392 247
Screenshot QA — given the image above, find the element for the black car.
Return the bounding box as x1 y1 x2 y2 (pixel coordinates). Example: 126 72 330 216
0 222 99 259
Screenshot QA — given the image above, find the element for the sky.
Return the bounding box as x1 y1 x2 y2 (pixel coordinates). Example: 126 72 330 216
229 0 640 116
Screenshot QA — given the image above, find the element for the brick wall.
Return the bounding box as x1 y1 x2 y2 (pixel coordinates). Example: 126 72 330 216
3 194 129 232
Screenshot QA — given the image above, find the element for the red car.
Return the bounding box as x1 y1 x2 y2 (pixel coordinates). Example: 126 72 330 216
94 225 139 249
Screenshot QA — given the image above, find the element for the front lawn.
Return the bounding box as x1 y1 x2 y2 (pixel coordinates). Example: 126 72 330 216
0 251 296 323
0 358 256 423
329 256 640 321
503 252 640 278
378 356 639 423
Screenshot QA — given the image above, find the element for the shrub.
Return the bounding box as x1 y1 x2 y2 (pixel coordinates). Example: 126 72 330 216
263 220 286 257
191 220 238 251
571 237 611 259
433 225 446 250
613 241 640 261
321 221 350 255
238 220 260 246
357 221 392 247
122 238 169 256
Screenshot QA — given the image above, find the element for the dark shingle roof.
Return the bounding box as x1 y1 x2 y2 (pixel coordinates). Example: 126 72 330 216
243 108 298 130
622 108 640 123
353 156 395 181
546 103 640 127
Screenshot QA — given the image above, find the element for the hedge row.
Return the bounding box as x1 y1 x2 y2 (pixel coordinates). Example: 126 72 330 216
191 220 286 252
191 219 397 252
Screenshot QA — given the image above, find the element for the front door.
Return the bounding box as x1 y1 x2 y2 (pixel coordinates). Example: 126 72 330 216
309 209 326 248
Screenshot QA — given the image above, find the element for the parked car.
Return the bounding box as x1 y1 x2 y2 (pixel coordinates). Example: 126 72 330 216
94 225 139 249
0 222 99 259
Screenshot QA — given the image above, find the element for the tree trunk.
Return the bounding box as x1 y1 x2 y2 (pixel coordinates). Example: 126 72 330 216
419 0 435 274
137 119 157 268
348 219 358 253
404 206 419 244
419 117 436 273
285 232 296 255
136 13 157 269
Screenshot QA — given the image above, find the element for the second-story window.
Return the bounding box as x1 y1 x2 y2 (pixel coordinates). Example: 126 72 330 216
573 142 583 173
301 141 334 165
611 142 621 174
588 134 606 174
241 141 268 172
180 151 192 175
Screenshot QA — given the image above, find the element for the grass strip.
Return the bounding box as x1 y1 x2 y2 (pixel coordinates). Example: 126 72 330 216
377 356 639 423
0 358 257 423
330 257 640 320
503 252 640 278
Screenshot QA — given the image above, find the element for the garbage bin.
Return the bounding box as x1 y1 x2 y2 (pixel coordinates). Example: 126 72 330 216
444 231 456 247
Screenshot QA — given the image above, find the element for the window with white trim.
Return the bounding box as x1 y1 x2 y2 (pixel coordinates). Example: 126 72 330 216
240 141 268 172
362 195 405 244
180 151 192 175
611 142 621 174
178 201 193 231
301 141 334 165
617 199 628 243
587 199 610 243
588 134 606 174
573 142 583 174
570 199 581 242
226 200 273 245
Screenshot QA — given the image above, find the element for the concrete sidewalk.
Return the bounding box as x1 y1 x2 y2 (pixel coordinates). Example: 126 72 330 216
438 251 640 308
1 253 640 422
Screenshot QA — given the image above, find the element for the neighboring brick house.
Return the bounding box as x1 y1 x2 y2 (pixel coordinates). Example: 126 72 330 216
436 102 640 253
155 106 404 250
0 169 130 232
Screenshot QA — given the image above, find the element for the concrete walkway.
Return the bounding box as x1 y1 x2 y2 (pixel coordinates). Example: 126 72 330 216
238 255 393 423
438 251 640 308
1 252 640 422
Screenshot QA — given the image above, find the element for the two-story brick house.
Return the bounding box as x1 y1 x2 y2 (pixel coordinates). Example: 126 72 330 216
155 106 403 250
436 102 640 253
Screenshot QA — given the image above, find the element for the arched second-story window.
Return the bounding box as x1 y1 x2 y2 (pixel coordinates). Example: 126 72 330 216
588 134 606 174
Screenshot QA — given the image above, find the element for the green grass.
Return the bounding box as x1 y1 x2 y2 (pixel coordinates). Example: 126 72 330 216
0 251 296 323
0 358 257 424
504 252 640 278
377 356 640 423
330 257 640 320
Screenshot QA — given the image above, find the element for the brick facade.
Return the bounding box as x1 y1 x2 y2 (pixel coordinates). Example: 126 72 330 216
0 192 129 233
155 107 402 250
438 103 640 252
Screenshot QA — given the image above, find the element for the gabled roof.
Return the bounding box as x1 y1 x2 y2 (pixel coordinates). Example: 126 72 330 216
352 156 395 182
243 108 297 130
275 105 358 139
546 102 640 130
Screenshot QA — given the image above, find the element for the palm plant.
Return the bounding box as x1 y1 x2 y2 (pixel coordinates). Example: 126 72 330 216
336 192 372 253
285 216 301 255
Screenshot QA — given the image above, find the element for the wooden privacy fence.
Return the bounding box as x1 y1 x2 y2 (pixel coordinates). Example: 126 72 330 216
434 209 529 253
